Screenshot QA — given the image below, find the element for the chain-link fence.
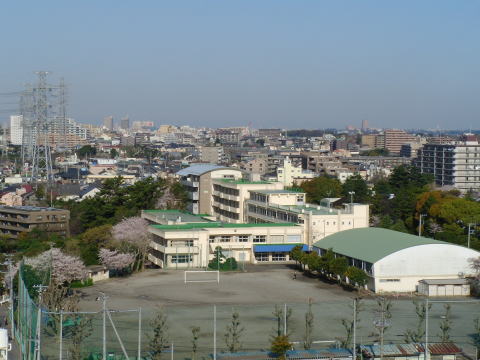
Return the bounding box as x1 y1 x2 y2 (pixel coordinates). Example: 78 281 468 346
13 265 480 359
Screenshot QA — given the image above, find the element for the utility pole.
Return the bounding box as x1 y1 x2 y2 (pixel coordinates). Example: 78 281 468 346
353 298 357 360
96 292 109 359
418 214 426 237
374 298 390 360
213 305 217 360
424 298 429 360
284 303 287 336
468 223 476 248
59 310 63 360
33 284 48 360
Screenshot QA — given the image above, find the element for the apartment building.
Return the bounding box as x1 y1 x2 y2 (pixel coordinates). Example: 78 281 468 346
384 129 416 154
177 164 243 214
198 146 226 164
142 210 304 268
361 134 385 149
416 134 480 192
0 205 70 238
276 157 315 186
212 179 283 223
245 190 369 246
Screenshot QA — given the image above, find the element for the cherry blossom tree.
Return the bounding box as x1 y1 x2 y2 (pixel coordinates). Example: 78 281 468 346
112 217 151 271
25 248 86 284
99 248 135 271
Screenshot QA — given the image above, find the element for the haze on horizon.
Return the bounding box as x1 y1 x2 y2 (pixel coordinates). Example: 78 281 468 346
0 1 479 130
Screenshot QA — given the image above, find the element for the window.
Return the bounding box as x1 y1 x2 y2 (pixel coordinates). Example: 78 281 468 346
209 236 216 243
380 279 400 283
272 252 286 261
184 240 194 247
253 235 266 243
220 236 231 242
255 253 269 262
171 254 193 264
238 235 249 242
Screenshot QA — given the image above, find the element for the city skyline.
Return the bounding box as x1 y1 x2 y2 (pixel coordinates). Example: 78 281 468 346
1 1 479 129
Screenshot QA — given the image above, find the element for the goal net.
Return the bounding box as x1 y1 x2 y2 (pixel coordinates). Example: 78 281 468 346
184 270 220 284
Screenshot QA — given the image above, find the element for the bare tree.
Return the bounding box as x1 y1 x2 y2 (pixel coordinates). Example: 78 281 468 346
191 326 200 360
67 313 93 360
225 309 244 352
303 298 314 350
339 299 363 348
272 305 293 338
438 304 452 343
403 299 431 343
429 222 443 239
149 307 169 360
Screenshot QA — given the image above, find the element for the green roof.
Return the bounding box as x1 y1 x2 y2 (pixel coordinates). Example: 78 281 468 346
217 179 272 185
151 222 298 231
253 189 304 194
313 228 450 263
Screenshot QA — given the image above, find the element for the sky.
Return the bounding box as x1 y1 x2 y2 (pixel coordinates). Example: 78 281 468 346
0 1 479 130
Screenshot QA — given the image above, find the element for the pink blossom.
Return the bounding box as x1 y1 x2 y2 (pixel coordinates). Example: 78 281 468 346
25 248 86 284
99 248 135 270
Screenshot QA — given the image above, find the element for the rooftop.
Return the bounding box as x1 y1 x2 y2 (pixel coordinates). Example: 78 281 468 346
151 222 298 231
177 164 234 176
313 228 451 263
142 209 212 223
216 179 272 185
252 189 304 195
0 205 66 212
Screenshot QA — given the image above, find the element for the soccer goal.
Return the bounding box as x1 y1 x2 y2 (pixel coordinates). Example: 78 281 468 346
184 270 220 284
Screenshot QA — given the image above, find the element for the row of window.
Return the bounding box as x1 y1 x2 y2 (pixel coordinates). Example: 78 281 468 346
213 184 239 196
247 204 299 223
213 195 239 208
171 254 193 264
213 206 239 220
255 252 287 262
209 235 266 243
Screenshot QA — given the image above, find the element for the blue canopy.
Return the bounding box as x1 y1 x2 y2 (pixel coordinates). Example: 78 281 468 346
254 244 308 253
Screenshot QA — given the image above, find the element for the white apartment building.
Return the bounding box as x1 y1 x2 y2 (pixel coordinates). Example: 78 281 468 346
9 115 23 146
276 157 315 186
177 164 243 214
212 179 284 223
416 134 480 192
142 210 304 268
246 190 369 246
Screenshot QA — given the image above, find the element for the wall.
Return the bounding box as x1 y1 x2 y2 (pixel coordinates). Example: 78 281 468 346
373 244 480 292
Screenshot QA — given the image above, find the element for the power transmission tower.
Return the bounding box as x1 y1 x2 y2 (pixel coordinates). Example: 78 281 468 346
31 71 54 185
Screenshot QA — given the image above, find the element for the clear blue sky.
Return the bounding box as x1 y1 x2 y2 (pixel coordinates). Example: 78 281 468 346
0 1 479 129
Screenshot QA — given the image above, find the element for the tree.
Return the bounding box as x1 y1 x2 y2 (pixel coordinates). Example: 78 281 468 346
25 248 86 285
110 148 118 159
208 247 238 271
345 266 368 288
303 298 314 350
78 224 113 265
150 307 169 360
339 299 363 348
68 314 93 360
403 299 431 343
191 326 200 360
472 318 480 360
330 257 348 280
76 145 96 159
289 245 304 267
270 335 292 360
428 221 443 239
373 297 393 342
299 176 342 204
224 310 244 352
272 305 293 338
98 248 135 272
112 216 151 271
438 304 452 343
342 175 371 203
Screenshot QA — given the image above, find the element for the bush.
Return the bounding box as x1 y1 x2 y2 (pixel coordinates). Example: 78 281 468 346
70 278 93 288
